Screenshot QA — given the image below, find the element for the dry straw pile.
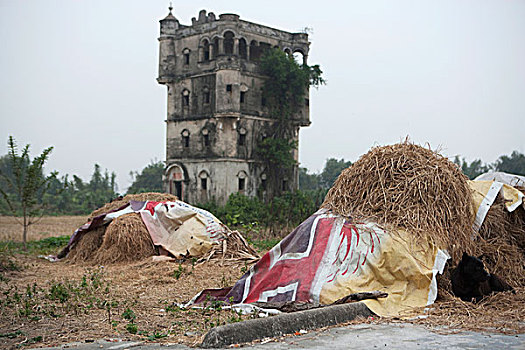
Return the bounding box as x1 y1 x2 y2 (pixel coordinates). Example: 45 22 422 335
321 141 525 291
411 287 525 334
198 230 259 265
322 142 475 260
318 141 525 332
68 192 175 265
66 192 258 265
476 195 525 287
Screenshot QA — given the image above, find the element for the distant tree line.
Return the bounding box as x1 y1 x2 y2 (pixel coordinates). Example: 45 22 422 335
0 155 119 216
1 136 524 220
127 160 164 195
298 158 353 191
453 151 525 179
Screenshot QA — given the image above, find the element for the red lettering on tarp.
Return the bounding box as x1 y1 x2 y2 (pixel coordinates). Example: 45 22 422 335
144 201 163 215
242 217 334 303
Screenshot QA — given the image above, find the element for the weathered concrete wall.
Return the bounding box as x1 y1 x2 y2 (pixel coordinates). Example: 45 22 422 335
166 117 292 163
165 159 267 204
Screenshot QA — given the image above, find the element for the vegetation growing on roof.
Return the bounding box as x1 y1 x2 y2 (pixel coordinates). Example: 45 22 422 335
256 48 325 197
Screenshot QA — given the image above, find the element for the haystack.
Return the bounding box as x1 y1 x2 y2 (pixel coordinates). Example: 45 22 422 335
90 192 179 219
67 193 177 265
476 194 525 287
92 213 156 264
63 226 105 264
322 142 475 261
66 192 259 265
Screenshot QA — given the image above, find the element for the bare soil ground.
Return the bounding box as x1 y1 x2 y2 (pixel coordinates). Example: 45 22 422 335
0 254 252 349
0 216 255 349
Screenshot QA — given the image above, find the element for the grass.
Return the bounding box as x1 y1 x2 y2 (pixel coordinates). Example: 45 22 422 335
1 268 114 323
0 253 21 272
249 237 281 252
0 235 70 255
0 330 25 339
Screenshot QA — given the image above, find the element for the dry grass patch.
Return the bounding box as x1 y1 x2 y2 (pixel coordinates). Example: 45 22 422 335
402 288 525 334
0 255 251 349
0 216 84 242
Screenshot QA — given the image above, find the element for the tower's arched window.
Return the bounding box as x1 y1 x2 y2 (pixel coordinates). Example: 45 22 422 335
240 84 248 104
261 173 267 191
293 50 306 65
181 89 190 107
223 31 234 55
212 37 219 58
181 129 190 148
182 48 190 65
284 48 292 56
259 42 271 56
238 127 246 146
237 171 247 192
202 86 210 104
239 38 247 59
166 164 185 200
250 40 259 61
199 170 209 191
202 39 210 61
202 128 210 147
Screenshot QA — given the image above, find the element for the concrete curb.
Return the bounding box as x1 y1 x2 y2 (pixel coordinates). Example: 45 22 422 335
200 302 372 348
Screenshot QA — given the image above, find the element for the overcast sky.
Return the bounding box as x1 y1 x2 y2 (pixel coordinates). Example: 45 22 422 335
1 0 524 192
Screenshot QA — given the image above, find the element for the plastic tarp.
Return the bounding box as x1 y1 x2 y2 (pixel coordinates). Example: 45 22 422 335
59 200 227 259
469 180 525 232
191 209 448 317
474 171 525 188
186 180 525 317
138 200 227 257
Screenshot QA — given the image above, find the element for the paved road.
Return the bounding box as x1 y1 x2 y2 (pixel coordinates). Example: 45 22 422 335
32 323 525 350
254 323 525 349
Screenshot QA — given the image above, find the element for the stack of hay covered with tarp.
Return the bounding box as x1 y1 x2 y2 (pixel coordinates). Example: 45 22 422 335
323 142 476 260
58 192 258 265
321 143 525 293
469 178 525 287
187 142 524 319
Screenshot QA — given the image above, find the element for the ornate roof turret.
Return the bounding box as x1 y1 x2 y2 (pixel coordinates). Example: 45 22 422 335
161 4 177 21
160 4 179 34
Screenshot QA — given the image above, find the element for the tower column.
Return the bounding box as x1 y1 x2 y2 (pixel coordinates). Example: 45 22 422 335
217 38 224 55
233 38 239 56
198 46 204 62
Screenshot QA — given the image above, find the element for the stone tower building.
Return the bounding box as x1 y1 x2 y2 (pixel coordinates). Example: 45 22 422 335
157 8 310 204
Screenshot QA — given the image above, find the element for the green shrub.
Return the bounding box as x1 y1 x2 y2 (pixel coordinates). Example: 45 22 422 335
200 189 326 230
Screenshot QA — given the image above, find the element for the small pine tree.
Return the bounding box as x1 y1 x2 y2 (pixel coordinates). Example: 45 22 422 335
0 136 55 249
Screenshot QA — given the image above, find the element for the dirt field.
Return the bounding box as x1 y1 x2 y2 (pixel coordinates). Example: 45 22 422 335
0 216 256 349
1 216 524 349
0 215 85 242
0 254 251 349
